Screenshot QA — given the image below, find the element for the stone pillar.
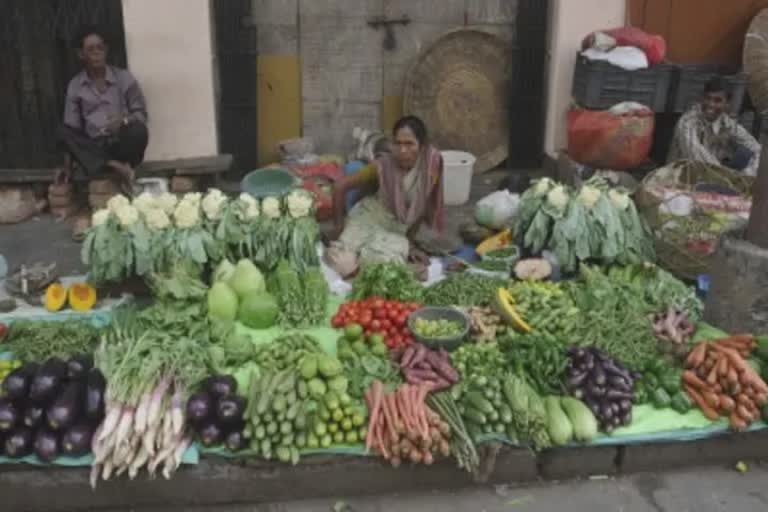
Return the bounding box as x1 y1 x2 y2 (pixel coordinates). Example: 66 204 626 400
121 0 219 160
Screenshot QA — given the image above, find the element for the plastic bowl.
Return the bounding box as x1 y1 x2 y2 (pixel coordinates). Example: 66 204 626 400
407 307 471 351
240 168 297 198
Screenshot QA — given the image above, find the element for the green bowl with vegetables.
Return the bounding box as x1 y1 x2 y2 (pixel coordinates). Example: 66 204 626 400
240 168 298 198
407 307 470 351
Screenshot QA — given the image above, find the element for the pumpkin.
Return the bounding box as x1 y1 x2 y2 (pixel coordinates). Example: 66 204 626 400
45 283 68 312
67 283 97 312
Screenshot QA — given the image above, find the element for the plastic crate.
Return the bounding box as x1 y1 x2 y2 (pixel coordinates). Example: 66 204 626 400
572 55 674 112
668 64 746 115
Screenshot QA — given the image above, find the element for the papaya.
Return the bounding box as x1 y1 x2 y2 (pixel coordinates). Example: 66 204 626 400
492 288 532 333
67 283 97 312
45 283 67 312
476 229 513 256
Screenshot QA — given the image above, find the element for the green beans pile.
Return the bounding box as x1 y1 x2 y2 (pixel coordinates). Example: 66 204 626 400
423 273 508 308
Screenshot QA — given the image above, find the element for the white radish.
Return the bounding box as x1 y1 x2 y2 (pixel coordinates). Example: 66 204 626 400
161 410 174 450
170 387 185 436
134 390 152 435
172 436 192 471
98 405 123 442
129 445 150 480
143 424 158 456
146 378 171 428
90 464 101 489
114 407 135 448
102 458 114 481
162 455 174 480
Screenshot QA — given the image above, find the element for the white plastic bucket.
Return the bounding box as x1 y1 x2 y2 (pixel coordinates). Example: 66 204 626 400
441 150 476 206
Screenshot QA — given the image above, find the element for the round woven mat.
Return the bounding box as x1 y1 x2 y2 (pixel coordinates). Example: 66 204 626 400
403 29 511 173
744 9 768 115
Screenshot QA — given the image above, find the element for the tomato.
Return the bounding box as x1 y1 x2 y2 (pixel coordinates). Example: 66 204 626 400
401 326 411 336
380 319 391 330
391 334 403 346
331 316 344 328
373 308 386 320
403 334 414 345
396 313 409 327
371 319 382 331
387 309 399 321
371 298 385 310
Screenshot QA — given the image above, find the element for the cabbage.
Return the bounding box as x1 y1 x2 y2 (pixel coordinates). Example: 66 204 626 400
228 259 266 298
208 282 239 322
213 259 236 283
237 291 278 329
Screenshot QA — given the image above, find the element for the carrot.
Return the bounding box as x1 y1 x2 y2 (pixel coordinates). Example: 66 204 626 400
685 385 720 420
686 342 708 368
706 361 720 386
710 344 749 372
682 370 707 390
726 367 739 386
755 393 768 406
730 411 748 431
381 394 398 444
736 394 753 407
719 395 736 413
740 372 768 394
365 381 384 451
702 390 720 409
736 404 755 423
717 356 729 377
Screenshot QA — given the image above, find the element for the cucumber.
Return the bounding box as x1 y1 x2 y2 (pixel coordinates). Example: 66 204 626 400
465 392 495 415
463 407 487 425
498 403 513 424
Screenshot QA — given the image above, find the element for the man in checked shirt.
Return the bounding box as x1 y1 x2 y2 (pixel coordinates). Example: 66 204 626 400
57 25 149 194
668 76 761 176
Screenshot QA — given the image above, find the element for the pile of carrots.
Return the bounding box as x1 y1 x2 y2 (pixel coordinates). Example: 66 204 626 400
364 380 451 467
683 334 768 431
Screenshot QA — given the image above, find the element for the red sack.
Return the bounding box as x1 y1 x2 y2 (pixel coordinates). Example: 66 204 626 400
567 106 654 170
583 26 666 66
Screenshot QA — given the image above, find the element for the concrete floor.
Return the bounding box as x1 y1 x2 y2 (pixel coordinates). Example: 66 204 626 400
116 465 768 512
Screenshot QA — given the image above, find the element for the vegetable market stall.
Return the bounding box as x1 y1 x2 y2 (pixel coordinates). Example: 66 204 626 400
2 187 768 494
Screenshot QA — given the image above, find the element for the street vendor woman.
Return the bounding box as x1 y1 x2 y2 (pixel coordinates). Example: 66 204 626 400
668 76 761 176
56 25 149 194
325 116 461 279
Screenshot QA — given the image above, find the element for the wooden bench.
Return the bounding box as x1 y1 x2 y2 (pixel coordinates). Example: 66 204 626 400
0 154 234 186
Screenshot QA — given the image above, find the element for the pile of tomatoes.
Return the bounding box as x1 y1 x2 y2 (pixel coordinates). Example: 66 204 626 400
331 297 421 350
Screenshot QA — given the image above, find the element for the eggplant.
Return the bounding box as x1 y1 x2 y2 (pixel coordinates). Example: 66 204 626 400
29 358 67 403
0 399 19 432
66 354 93 380
186 391 214 425
592 364 606 386
611 416 621 427
585 398 600 416
1 363 38 400
84 369 106 421
571 388 585 400
584 352 595 370
225 429 247 452
46 382 84 431
602 361 631 381
588 383 606 397
602 423 615 434
23 404 45 429
568 347 586 359
4 426 33 458
61 423 94 457
216 395 246 425
621 411 633 426
605 389 633 401
600 403 614 420
205 375 238 399
198 421 223 447
33 428 61 462
611 402 620 415
619 399 632 413
608 376 631 392
567 371 588 389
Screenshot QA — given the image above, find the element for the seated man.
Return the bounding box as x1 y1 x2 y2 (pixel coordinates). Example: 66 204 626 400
668 76 760 175
57 25 149 193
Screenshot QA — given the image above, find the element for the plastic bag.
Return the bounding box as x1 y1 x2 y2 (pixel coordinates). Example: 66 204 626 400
567 106 654 170
474 190 520 229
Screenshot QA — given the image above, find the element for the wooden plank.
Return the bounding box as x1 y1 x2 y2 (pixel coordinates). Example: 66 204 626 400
136 154 234 174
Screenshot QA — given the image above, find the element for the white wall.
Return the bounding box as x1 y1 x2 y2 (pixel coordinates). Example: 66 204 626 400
121 0 218 161
544 0 626 158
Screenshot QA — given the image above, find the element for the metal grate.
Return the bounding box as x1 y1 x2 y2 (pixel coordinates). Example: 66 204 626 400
0 0 126 169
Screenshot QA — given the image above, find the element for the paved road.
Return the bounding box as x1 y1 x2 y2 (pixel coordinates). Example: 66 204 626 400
107 464 768 512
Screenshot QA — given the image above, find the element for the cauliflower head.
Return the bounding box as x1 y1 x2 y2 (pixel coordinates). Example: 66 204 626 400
145 208 171 231
202 188 228 221
182 192 203 206
173 198 201 228
546 185 569 211
532 178 554 197
91 208 111 227
107 194 131 214
236 193 260 221
578 185 601 209
286 189 314 219
132 192 157 214
608 189 630 211
115 204 140 227
155 193 179 215
261 196 282 219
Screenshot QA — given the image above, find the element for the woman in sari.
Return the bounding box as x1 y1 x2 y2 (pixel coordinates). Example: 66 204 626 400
326 116 460 278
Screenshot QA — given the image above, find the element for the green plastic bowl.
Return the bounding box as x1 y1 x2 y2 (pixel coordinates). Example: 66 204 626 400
240 168 297 198
407 307 470 351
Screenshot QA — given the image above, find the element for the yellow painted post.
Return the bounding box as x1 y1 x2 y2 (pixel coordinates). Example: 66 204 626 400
257 55 302 166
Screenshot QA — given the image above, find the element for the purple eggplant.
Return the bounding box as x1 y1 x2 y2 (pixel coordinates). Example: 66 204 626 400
29 358 67 403
61 423 94 457
592 364 606 386
1 363 38 400
225 429 247 452
186 391 214 425
23 404 45 429
85 369 106 421
198 421 223 447
567 371 588 389
46 382 83 431
4 426 33 458
33 428 61 462
0 399 19 432
204 375 237 400
216 395 246 425
66 355 93 381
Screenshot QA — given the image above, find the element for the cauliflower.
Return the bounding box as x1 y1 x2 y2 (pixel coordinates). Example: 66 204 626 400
91 208 111 226
115 204 139 227
578 185 601 209
155 192 178 215
132 192 157 214
107 194 131 214
202 188 228 221
173 199 201 228
145 208 171 231
546 185 569 211
182 192 203 206
236 193 260 221
608 189 630 211
261 196 282 219
532 178 554 197
286 189 314 219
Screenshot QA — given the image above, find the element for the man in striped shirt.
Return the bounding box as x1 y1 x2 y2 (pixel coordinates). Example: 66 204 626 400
668 77 761 176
